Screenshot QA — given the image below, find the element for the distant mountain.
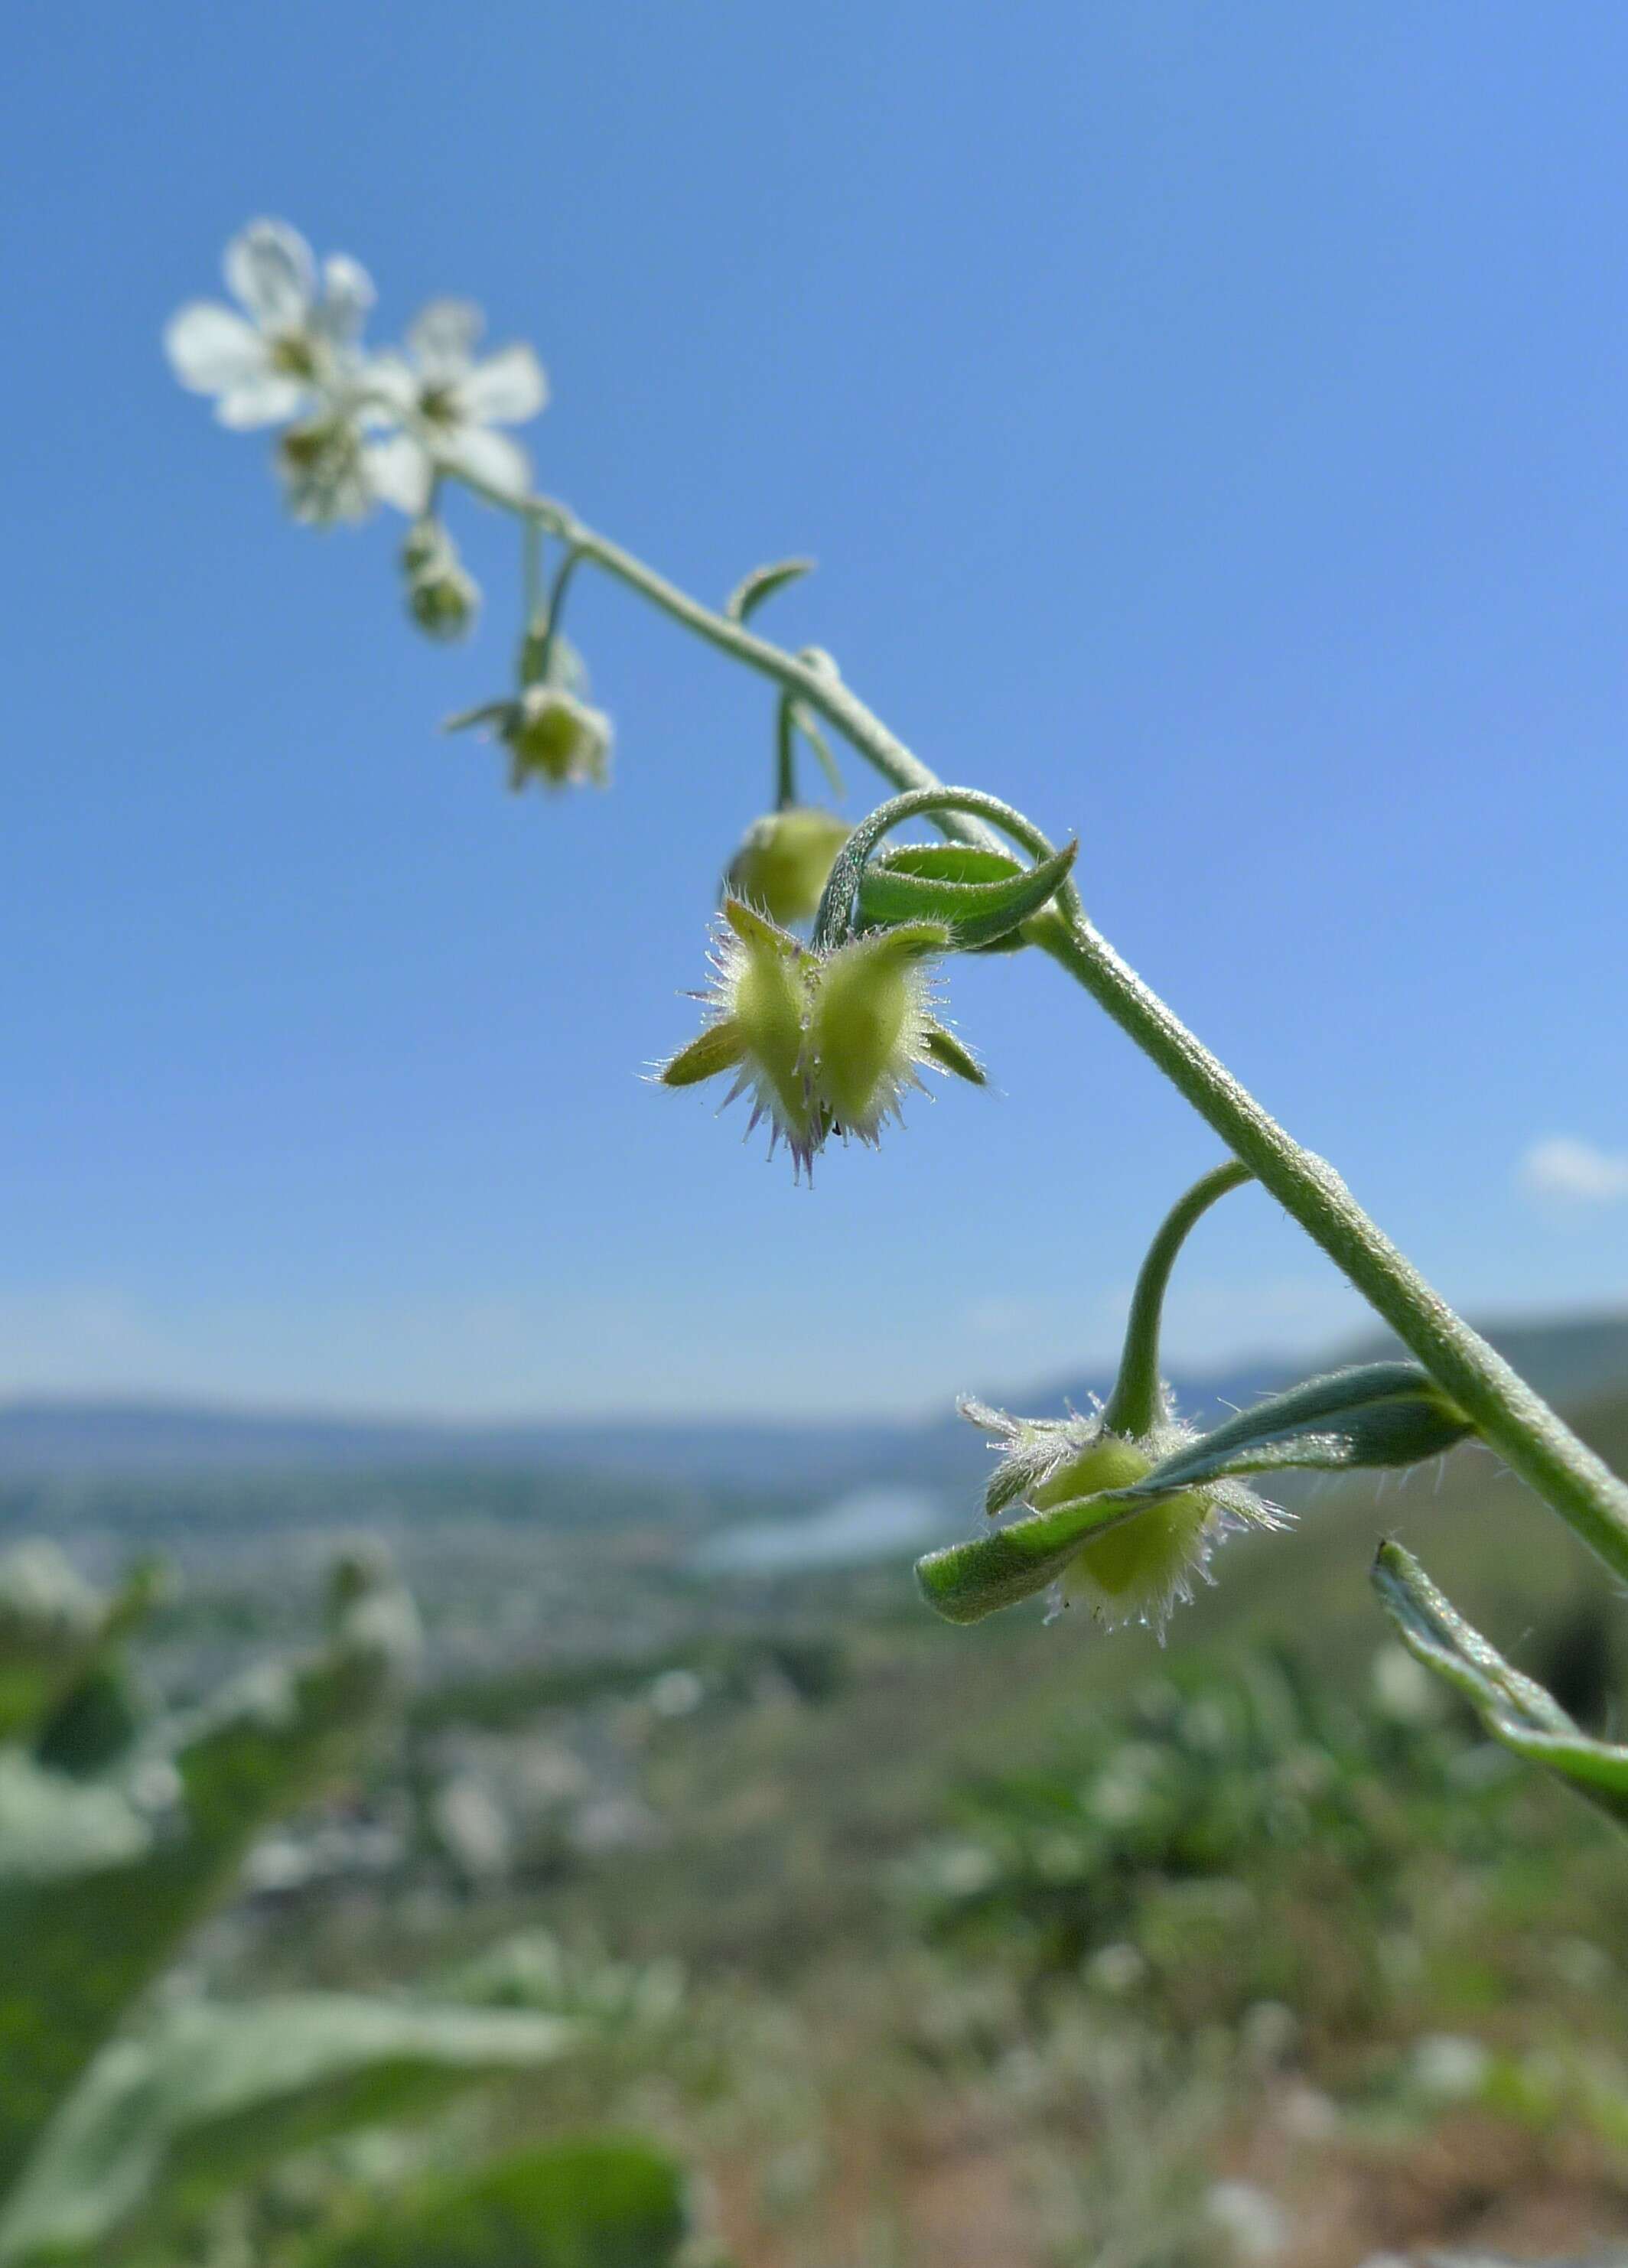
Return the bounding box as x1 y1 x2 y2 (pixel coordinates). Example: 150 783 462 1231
2 1310 1625 1495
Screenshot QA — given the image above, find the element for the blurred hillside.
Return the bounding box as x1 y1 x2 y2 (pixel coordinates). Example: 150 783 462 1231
2 1308 1626 1495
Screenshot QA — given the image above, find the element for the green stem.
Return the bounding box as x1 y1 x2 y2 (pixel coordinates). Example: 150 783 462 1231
810 783 1076 950
539 545 585 685
1102 1162 1254 1437
1033 912 1628 1574
448 471 1628 1581
774 693 797 811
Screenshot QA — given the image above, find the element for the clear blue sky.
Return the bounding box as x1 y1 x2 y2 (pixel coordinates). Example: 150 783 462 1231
5 2 1626 1419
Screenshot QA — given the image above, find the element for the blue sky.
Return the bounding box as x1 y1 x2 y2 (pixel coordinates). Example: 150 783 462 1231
4 2 1626 1419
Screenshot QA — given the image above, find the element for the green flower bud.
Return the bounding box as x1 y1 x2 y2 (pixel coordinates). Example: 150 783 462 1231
503 686 611 790
726 807 851 926
926 1398 1278 1634
401 521 479 642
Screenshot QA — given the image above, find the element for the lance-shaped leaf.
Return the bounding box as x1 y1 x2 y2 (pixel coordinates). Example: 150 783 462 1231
1094 1362 1473 1502
0 1553 419 2198
917 1493 1151 1625
1372 1540 1628 1834
0 1996 576 2265
856 837 1077 949
307 2138 691 2268
725 555 815 623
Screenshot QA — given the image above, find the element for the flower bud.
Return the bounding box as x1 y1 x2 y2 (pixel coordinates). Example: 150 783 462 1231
502 685 613 791
402 520 479 641
726 807 851 926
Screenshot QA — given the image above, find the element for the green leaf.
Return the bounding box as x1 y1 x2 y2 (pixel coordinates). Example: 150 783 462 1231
916 1494 1145 1625
307 2138 690 2268
1372 1540 1628 1834
856 838 1076 949
1103 1363 1473 1499
920 1023 985 1086
659 1021 745 1088
0 1996 575 2264
869 844 1024 887
724 557 814 623
0 1557 419 2198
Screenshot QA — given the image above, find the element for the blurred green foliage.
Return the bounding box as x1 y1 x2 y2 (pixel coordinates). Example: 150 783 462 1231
0 1541 686 2268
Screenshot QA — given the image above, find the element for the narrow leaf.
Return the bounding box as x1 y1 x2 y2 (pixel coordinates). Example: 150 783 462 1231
921 1023 985 1085
857 838 1077 949
1372 1539 1628 1834
659 1021 745 1088
725 557 815 623
872 844 1024 886
1102 1362 1473 1500
916 1494 1145 1625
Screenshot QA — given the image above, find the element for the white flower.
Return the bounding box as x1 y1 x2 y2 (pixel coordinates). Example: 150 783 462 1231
364 301 547 514
164 220 375 428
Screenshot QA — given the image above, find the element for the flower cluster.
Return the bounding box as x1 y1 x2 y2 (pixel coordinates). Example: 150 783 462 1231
660 898 983 1180
165 220 546 529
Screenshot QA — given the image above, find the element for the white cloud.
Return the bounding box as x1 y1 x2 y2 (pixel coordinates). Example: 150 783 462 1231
1520 1136 1628 1206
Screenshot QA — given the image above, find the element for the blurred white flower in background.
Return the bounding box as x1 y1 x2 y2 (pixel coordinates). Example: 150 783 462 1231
365 301 548 512
164 220 375 428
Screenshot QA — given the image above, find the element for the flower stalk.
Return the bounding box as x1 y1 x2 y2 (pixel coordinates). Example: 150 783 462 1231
168 222 1628 1612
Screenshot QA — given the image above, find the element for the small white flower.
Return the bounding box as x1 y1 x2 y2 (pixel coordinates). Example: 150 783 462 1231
364 300 547 514
165 219 375 428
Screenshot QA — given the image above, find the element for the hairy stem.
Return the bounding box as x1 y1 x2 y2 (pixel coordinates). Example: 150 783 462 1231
457 476 1628 1580
1102 1161 1254 1437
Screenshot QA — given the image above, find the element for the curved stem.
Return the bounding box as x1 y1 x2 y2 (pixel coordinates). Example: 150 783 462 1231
810 783 1076 950
1033 911 1628 1573
448 470 1628 1581
1103 1161 1254 1436
539 544 586 684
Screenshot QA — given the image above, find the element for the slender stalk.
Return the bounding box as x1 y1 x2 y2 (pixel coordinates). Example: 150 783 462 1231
774 693 796 810
452 473 1628 1580
1102 1162 1254 1437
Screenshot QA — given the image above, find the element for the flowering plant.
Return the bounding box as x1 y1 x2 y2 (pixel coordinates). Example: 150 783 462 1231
168 222 1628 1817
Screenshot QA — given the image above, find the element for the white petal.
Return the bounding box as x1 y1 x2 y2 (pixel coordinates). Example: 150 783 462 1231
225 219 316 330
439 423 532 499
313 253 376 345
408 298 483 379
216 372 308 428
164 301 268 393
364 434 435 516
457 343 548 427
357 351 420 421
